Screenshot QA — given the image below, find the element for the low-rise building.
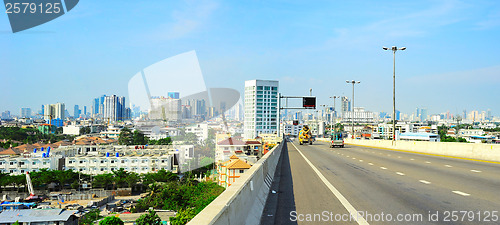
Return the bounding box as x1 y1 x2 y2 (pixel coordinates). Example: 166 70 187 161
0 209 79 225
217 155 252 188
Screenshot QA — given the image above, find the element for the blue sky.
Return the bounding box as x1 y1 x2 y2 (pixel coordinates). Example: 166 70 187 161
1 0 499 117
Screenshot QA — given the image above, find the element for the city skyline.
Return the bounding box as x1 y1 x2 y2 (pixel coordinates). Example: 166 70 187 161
1 1 500 117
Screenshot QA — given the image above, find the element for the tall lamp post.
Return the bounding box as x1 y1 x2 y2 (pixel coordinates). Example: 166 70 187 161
346 80 360 139
383 46 406 145
329 96 339 135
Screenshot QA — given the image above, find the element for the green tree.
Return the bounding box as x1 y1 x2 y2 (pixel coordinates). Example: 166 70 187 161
79 209 100 225
169 208 196 225
118 127 133 145
136 209 162 225
132 130 148 145
93 173 114 189
99 216 124 225
80 126 91 134
125 172 140 188
112 168 129 188
13 221 20 225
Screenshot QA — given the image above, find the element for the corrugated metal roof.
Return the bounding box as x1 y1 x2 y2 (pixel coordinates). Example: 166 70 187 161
0 209 78 223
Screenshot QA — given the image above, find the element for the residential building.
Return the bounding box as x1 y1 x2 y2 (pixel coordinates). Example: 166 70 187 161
168 92 180 99
43 103 65 121
1 111 11 119
74 105 81 118
149 96 181 121
103 95 127 122
216 138 247 162
63 125 81 136
20 108 31 118
217 155 252 188
342 107 376 124
244 80 279 139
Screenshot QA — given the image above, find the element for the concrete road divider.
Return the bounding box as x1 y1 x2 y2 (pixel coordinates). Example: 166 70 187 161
187 140 284 225
318 138 500 163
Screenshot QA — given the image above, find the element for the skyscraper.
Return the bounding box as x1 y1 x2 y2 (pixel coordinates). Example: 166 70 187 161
244 80 279 139
20 108 31 118
103 95 127 122
341 96 350 118
74 105 81 118
44 103 65 120
92 95 106 118
149 96 181 121
168 92 180 99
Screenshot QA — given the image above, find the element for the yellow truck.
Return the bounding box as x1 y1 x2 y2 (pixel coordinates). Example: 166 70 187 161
298 125 313 145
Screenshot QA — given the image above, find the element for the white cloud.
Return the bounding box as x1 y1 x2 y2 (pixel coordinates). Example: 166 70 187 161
149 0 218 40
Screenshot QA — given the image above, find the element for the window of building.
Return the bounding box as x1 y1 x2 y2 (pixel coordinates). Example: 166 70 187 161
240 170 244 173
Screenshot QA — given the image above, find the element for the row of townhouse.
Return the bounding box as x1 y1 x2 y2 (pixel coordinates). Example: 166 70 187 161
0 156 60 174
65 153 177 174
0 144 194 175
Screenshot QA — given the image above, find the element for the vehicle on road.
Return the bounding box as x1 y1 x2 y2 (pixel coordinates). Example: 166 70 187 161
298 125 313 145
330 132 344 148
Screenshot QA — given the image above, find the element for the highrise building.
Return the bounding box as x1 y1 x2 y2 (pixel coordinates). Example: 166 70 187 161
420 108 427 121
244 80 279 139
168 92 180 99
74 105 81 118
92 95 106 118
103 95 127 122
1 111 11 119
149 96 181 121
341 96 350 118
44 103 65 121
20 108 31 118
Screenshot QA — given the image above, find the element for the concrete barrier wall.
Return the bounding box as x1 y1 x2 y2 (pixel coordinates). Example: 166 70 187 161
318 138 500 162
187 141 284 225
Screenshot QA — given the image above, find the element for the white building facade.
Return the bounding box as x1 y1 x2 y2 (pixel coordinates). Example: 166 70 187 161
244 80 279 139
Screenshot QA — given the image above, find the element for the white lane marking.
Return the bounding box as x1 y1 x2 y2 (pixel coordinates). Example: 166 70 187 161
410 158 415 161
452 191 470 196
419 180 431 184
470 170 482 173
368 163 374 165
380 167 387 170
398 156 402 158
444 165 453 168
396 172 405 176
290 142 369 225
352 157 356 159
425 161 431 164
387 154 391 156
359 160 363 162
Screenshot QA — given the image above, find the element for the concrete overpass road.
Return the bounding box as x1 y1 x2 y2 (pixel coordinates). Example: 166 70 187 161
271 140 500 225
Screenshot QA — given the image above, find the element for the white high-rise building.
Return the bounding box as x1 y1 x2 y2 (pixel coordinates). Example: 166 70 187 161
149 96 182 121
244 80 279 139
103 95 127 122
44 103 65 120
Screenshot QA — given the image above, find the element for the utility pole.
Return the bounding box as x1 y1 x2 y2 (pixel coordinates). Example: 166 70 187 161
383 46 406 145
346 81 360 139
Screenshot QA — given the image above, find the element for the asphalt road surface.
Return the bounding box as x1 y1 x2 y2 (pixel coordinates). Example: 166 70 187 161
271 140 500 225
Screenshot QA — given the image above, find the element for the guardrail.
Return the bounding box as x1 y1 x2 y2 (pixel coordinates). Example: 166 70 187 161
187 140 284 225
318 138 500 163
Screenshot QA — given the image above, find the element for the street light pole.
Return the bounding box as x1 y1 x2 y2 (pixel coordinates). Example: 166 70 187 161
383 46 406 145
346 80 360 139
329 96 338 136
